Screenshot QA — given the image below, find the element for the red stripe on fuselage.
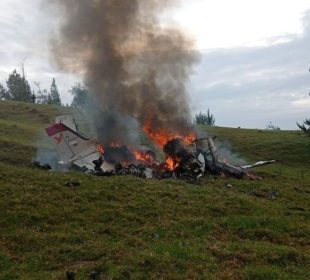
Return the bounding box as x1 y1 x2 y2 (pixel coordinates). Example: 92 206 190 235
45 123 67 136
45 123 90 141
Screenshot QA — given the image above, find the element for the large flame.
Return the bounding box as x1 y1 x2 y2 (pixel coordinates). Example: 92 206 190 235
165 157 180 171
134 151 158 166
143 125 179 147
97 120 196 173
143 120 196 147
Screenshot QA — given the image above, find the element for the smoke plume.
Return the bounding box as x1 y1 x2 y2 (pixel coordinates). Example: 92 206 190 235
49 0 198 147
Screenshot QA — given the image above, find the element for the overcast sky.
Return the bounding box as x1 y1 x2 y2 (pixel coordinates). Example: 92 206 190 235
0 0 309 129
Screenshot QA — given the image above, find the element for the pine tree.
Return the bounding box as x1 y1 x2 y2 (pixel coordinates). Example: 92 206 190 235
6 69 35 103
50 78 61 105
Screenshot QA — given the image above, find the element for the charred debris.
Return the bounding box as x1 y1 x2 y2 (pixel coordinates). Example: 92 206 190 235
36 115 276 181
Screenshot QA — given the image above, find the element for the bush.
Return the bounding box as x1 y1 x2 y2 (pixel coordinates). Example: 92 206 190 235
266 121 280 131
297 119 310 136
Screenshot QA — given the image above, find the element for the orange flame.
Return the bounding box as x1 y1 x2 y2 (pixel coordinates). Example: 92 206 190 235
143 120 196 147
110 141 122 148
134 151 151 161
143 127 177 147
184 133 196 145
97 144 105 154
134 151 158 166
165 157 180 171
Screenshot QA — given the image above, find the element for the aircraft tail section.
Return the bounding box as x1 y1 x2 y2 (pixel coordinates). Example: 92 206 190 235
55 115 77 132
45 122 101 170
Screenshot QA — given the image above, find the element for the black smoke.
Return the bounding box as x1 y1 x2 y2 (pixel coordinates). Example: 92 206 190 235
49 0 198 146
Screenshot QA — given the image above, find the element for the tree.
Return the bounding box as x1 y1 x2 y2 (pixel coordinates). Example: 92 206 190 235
70 83 89 108
6 69 35 103
297 119 310 136
34 82 48 104
49 78 61 105
37 90 51 105
194 109 215 126
34 79 62 105
0 83 10 100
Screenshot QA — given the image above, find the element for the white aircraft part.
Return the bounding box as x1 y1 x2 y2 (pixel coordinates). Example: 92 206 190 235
55 115 77 132
207 136 219 162
101 161 115 172
241 160 276 169
198 153 206 174
144 168 154 179
73 152 102 170
46 122 101 171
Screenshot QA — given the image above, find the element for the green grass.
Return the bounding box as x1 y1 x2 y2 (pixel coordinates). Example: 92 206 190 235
0 100 309 279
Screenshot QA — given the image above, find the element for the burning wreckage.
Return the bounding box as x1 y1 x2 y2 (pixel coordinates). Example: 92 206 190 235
42 115 275 180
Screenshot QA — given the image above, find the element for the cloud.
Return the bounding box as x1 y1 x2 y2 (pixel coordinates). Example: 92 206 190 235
190 10 310 129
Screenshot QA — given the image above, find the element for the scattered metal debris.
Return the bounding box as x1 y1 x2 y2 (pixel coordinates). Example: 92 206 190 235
89 270 102 280
32 161 52 171
269 191 279 199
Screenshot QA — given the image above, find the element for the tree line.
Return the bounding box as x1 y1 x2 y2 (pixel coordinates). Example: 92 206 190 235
0 68 61 105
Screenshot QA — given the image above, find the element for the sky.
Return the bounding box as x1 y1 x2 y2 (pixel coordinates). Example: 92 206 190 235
0 0 309 129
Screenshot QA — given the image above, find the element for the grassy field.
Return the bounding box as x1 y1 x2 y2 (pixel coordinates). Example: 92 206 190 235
0 100 309 280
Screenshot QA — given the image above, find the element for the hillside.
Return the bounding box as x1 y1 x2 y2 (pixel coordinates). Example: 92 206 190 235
0 100 309 280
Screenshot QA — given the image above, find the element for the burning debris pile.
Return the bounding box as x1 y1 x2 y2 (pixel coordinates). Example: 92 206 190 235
92 138 205 180
42 116 275 180
44 115 205 179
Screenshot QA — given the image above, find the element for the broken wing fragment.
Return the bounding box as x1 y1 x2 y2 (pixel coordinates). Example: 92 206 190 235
197 136 276 178
241 160 276 169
